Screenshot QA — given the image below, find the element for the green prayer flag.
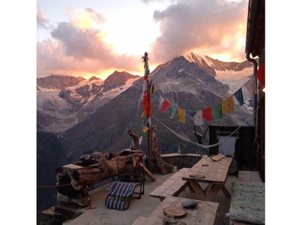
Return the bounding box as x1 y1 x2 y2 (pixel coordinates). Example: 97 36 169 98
212 104 223 120
169 105 177 119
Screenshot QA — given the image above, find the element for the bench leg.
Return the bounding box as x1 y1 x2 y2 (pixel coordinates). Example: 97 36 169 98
189 181 206 200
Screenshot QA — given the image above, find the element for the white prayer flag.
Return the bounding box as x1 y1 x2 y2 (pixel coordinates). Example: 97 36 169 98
194 110 204 125
158 96 165 109
139 136 143 145
243 76 257 95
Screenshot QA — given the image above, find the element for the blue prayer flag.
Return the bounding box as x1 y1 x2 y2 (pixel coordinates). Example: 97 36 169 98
233 89 244 106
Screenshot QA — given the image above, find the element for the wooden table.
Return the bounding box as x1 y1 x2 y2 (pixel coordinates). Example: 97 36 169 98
182 155 232 201
134 196 219 225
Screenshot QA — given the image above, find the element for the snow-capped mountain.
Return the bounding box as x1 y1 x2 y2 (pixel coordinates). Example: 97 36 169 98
37 74 85 89
37 72 140 132
184 52 254 80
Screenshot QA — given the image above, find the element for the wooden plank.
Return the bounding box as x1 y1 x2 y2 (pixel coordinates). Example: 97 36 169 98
211 154 226 162
149 168 190 199
139 163 156 182
238 171 262 183
141 196 218 225
132 217 148 225
183 157 232 183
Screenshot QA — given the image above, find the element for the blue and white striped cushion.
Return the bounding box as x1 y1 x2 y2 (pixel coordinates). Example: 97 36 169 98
108 182 140 198
105 199 125 210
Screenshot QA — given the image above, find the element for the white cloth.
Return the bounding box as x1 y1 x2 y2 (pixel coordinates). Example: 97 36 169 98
194 110 204 125
139 136 143 145
218 136 237 157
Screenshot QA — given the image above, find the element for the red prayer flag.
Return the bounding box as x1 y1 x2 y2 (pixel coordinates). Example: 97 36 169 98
255 63 265 88
141 52 152 116
203 108 212 122
160 100 171 113
142 80 152 116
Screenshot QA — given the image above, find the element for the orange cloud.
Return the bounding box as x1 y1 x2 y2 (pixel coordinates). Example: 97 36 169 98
71 8 106 30
150 0 248 63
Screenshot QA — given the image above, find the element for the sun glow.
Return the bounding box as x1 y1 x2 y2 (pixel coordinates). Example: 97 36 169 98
210 54 233 61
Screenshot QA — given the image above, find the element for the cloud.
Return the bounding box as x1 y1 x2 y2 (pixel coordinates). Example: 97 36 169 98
37 7 49 29
37 20 142 78
71 8 106 30
150 0 248 62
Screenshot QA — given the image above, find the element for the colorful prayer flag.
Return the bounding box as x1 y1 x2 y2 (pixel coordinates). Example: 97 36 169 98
233 88 244 106
222 96 235 114
141 111 147 118
178 108 185 123
152 85 157 97
255 63 265 87
169 105 177 119
194 110 204 125
152 91 160 102
243 76 257 95
142 126 149 132
158 96 165 109
161 100 171 113
212 104 223 120
141 53 152 116
186 110 197 118
203 108 212 122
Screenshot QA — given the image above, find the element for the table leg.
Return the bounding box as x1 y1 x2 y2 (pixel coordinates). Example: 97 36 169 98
220 186 231 198
189 181 206 199
187 182 195 193
204 184 223 201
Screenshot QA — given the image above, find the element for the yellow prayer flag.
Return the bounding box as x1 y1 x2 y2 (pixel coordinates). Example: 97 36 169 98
141 111 147 118
152 86 157 96
178 108 185 123
222 96 235 114
142 126 149 132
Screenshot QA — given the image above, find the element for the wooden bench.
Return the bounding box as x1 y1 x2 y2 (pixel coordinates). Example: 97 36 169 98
149 168 193 201
238 171 262 183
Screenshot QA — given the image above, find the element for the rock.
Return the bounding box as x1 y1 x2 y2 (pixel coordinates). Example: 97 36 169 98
181 201 198 209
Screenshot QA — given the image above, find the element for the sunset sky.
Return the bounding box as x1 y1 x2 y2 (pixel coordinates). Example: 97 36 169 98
37 0 248 79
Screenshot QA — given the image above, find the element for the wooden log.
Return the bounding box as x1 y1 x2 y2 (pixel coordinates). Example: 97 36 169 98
128 130 140 150
55 150 143 195
150 126 174 175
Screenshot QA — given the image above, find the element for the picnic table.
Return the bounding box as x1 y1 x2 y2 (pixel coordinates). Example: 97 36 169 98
132 196 219 225
182 155 232 201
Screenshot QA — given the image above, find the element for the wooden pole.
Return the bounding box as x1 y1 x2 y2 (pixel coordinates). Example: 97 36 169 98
147 116 152 172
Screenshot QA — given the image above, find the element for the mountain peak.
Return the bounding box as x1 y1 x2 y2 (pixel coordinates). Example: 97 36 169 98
183 52 254 79
89 76 101 81
103 71 139 92
37 75 86 90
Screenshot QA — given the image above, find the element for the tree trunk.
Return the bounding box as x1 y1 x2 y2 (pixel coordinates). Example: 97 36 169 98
128 130 140 150
150 126 174 175
55 150 143 196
